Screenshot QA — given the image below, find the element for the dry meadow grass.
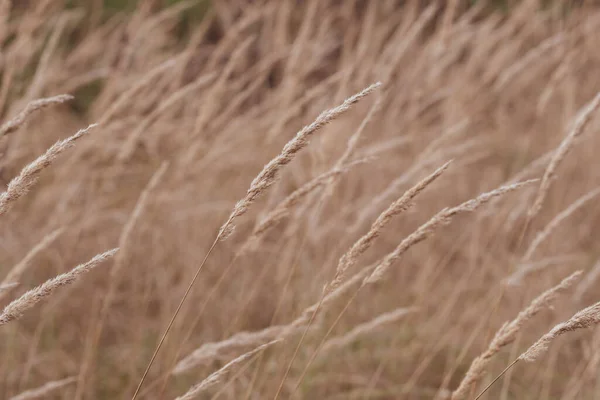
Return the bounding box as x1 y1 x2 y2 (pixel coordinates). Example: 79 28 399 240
2 0 600 399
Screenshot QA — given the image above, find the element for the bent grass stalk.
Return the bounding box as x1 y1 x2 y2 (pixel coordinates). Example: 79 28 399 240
523 187 600 262
131 83 380 400
0 94 73 139
10 376 76 400
273 161 451 400
0 124 97 216
75 163 168 399
452 270 582 399
175 340 280 400
516 91 600 255
150 157 368 397
0 228 63 302
172 265 375 375
528 90 600 220
320 306 417 354
247 157 373 249
505 187 600 285
152 158 371 394
289 180 536 396
0 249 118 325
475 293 600 400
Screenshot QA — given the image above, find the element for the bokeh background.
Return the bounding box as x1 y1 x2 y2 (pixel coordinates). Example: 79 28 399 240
1 0 600 399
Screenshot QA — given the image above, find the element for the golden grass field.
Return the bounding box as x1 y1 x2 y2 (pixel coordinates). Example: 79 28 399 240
1 0 600 399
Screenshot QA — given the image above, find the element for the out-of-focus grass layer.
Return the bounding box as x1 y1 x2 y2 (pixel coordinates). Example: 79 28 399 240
65 0 211 19
70 0 211 35
61 0 211 114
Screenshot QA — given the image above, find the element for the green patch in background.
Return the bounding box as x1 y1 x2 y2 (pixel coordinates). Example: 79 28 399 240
66 0 211 40
171 0 212 41
103 0 138 12
71 79 105 116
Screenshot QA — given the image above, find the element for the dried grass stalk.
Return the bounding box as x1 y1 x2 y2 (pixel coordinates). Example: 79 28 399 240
529 91 600 219
217 82 381 239
110 163 168 281
351 120 471 230
524 187 600 262
23 15 71 102
173 326 287 375
282 178 531 397
10 376 76 400
321 306 416 353
451 270 582 399
98 57 182 125
119 73 215 160
0 248 118 325
520 298 600 362
0 124 97 216
317 96 383 205
494 34 564 90
0 94 73 139
173 266 373 374
505 254 585 286
283 180 537 394
367 180 537 284
0 229 63 301
139 84 382 397
574 259 600 302
335 96 382 169
302 264 376 319
0 282 18 295
175 340 280 400
247 157 371 246
75 163 168 396
328 161 451 291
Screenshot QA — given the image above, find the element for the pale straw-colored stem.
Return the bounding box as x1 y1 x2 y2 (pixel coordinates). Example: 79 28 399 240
328 160 451 291
321 306 416 353
10 376 76 400
218 82 381 239
0 228 63 302
75 163 168 399
524 187 600 262
0 283 18 295
174 340 280 400
505 254 585 287
475 285 600 398
574 259 600 302
529 91 600 220
132 83 381 400
367 180 537 284
291 181 540 396
315 95 383 211
172 265 373 375
98 57 182 125
494 33 564 90
246 157 371 248
451 270 582 399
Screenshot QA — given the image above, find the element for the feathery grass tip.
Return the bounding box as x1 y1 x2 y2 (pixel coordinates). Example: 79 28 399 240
0 94 73 139
0 248 118 326
217 82 381 239
0 124 97 216
452 270 582 399
175 340 280 400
